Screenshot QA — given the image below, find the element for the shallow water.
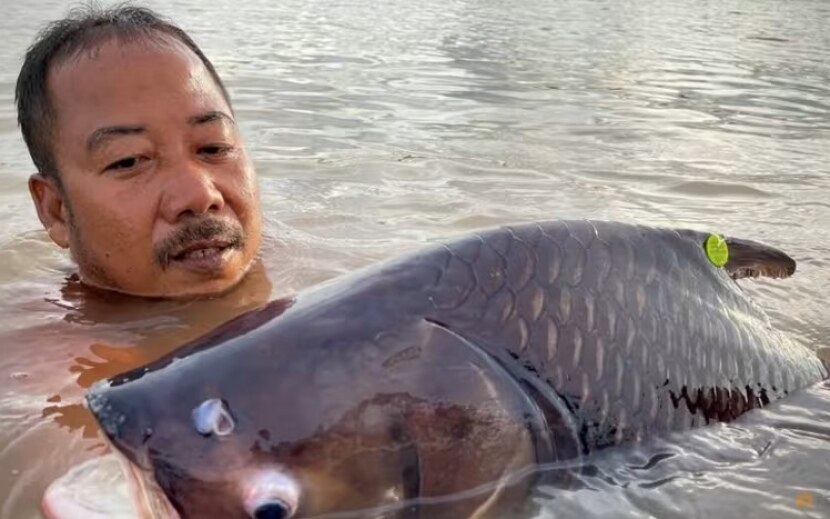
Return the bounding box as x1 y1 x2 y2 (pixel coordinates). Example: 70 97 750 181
0 0 828 517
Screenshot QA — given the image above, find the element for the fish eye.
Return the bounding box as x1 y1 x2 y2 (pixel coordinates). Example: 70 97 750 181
242 469 300 519
252 500 291 519
192 398 235 436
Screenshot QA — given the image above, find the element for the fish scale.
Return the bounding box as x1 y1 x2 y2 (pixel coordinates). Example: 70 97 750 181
432 220 827 452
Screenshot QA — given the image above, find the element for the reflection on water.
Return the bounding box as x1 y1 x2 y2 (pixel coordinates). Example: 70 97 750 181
0 0 828 517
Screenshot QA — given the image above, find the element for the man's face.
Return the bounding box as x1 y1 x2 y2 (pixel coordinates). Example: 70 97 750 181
37 35 262 298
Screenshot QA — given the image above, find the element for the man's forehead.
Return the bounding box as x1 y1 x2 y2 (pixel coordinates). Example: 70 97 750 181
48 38 209 94
51 31 205 77
48 35 230 139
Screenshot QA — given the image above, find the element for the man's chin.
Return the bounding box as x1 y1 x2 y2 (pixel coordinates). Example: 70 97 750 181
155 275 249 300
150 260 254 300
77 253 256 300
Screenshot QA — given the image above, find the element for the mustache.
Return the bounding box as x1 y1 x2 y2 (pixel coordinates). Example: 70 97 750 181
155 218 246 269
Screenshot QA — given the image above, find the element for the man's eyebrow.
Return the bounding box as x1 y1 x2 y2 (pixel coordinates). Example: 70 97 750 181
189 111 236 126
86 125 145 153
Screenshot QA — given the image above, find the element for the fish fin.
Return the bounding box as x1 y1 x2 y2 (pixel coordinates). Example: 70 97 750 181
817 347 830 371
723 237 796 280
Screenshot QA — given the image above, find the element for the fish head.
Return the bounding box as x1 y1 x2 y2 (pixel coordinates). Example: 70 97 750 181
85 309 544 519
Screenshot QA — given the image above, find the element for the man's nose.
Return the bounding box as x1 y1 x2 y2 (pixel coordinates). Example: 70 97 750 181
160 159 225 223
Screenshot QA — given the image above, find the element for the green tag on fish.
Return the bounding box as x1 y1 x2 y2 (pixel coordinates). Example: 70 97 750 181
705 233 729 267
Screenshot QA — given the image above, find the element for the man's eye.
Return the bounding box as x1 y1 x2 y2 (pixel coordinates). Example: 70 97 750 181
199 145 234 157
104 156 141 172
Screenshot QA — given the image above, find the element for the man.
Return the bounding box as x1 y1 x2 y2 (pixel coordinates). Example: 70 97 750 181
4 7 270 516
16 4 263 298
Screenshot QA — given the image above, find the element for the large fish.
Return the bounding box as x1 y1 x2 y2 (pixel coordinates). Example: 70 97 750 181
51 221 828 519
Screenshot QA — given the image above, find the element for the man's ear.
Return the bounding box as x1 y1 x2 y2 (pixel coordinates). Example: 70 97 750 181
29 173 70 248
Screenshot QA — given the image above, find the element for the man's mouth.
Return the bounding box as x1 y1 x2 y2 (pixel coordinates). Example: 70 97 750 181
170 240 237 272
156 218 247 273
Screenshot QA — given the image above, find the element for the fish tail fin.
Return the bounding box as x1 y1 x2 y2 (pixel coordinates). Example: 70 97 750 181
817 347 830 376
723 237 797 280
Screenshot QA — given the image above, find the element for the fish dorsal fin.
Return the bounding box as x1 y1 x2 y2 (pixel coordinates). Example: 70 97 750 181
723 237 797 280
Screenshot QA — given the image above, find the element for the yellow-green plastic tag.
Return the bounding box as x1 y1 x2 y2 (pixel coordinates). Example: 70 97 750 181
705 233 729 267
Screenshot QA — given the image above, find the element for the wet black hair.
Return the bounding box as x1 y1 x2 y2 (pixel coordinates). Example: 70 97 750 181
15 3 232 183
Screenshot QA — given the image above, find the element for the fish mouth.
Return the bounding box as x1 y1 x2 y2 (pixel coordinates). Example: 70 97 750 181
41 452 179 519
81 385 177 518
119 453 181 519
